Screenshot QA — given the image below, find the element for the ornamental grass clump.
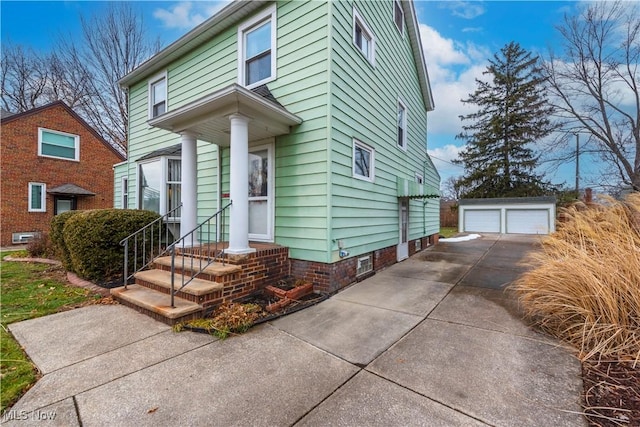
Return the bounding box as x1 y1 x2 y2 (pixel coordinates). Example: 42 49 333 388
511 193 640 363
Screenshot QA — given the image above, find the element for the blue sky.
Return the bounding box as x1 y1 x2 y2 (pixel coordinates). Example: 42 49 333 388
1 0 590 190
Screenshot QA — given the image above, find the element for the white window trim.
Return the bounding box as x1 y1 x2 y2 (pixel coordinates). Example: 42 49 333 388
393 0 405 36
38 127 79 161
352 7 376 66
237 4 277 89
397 98 408 151
353 139 375 182
28 182 46 212
415 172 424 184
137 156 181 217
121 177 129 209
148 71 168 120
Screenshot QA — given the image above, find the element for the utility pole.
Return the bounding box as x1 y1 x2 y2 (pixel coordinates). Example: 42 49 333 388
575 133 580 194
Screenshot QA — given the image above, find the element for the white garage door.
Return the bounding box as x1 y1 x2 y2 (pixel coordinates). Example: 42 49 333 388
506 209 549 234
464 209 501 233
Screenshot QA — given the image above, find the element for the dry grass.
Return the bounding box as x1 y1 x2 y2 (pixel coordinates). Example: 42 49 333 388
511 194 640 364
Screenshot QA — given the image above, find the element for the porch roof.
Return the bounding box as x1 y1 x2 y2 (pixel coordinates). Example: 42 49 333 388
148 84 302 145
47 183 96 196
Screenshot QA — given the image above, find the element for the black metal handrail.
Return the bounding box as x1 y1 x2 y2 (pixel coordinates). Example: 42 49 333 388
168 201 232 307
120 204 182 288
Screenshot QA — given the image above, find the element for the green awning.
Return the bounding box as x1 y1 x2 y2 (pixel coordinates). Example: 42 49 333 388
397 177 440 199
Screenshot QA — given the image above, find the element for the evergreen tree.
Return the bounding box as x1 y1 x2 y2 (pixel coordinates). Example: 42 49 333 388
454 42 556 198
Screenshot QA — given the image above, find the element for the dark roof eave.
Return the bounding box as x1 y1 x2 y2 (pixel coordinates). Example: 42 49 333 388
47 183 96 196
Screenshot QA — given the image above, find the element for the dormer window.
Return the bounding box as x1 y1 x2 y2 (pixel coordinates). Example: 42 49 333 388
149 73 167 119
239 5 277 88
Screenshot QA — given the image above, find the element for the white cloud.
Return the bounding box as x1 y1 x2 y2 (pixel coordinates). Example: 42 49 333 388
419 24 469 66
153 2 207 30
428 144 464 165
428 144 465 175
420 24 490 135
441 1 486 20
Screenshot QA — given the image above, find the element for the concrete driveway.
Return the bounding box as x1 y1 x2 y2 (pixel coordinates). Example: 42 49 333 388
6 234 585 426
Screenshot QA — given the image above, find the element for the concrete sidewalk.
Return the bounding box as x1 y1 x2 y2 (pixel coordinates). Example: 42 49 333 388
5 234 585 426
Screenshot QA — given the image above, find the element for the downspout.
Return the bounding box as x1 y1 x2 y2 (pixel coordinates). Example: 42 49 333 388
423 112 428 236
423 158 427 236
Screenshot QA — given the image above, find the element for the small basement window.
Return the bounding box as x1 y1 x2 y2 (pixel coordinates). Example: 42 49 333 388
12 232 40 244
356 254 373 276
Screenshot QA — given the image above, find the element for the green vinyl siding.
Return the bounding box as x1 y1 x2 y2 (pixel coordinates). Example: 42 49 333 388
113 163 127 208
328 0 438 259
269 0 331 262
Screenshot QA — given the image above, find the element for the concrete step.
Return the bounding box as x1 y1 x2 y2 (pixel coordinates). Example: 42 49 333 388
134 269 223 296
111 284 202 325
154 256 242 277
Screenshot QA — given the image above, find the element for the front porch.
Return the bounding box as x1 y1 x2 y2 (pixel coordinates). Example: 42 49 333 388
147 83 302 255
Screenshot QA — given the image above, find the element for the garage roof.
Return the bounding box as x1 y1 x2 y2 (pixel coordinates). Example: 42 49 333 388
459 196 556 206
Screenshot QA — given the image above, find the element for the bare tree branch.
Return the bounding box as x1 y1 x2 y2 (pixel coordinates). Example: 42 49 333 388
544 1 640 191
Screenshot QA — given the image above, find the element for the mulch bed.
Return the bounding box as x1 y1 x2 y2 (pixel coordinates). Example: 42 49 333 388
582 359 640 426
225 290 328 324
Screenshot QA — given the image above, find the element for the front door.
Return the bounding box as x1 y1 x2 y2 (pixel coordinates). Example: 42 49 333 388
54 196 76 215
248 143 274 241
397 199 409 261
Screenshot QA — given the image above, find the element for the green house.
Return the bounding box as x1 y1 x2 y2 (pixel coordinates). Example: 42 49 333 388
114 0 440 295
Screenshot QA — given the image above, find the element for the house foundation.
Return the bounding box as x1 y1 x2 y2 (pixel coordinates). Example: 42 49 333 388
290 233 439 294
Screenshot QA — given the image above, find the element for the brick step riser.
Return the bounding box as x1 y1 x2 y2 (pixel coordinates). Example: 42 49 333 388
134 277 225 304
130 280 262 311
154 263 240 284
113 296 203 326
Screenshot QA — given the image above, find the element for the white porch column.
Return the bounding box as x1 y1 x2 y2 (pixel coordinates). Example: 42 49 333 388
180 132 198 245
227 114 255 254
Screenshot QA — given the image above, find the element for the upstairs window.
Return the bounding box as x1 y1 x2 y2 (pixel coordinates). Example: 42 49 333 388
394 0 404 35
415 173 424 184
149 73 167 119
28 182 46 212
353 139 375 182
38 128 79 161
353 8 375 65
239 5 276 88
397 100 408 150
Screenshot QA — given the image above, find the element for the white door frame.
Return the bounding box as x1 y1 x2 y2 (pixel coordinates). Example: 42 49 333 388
248 142 274 242
397 199 409 261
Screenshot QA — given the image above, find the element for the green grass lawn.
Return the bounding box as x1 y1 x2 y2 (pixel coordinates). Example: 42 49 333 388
439 227 458 238
1 252 101 413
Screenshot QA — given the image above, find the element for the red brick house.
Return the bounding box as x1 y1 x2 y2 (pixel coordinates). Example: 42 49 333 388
1 101 125 246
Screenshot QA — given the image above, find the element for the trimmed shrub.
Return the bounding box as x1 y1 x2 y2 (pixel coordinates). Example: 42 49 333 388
50 211 82 270
511 194 640 361
62 209 161 283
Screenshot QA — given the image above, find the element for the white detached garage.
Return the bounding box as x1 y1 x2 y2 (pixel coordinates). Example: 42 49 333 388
458 197 556 235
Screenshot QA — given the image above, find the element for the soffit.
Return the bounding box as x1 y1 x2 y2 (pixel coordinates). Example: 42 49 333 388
147 84 301 145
